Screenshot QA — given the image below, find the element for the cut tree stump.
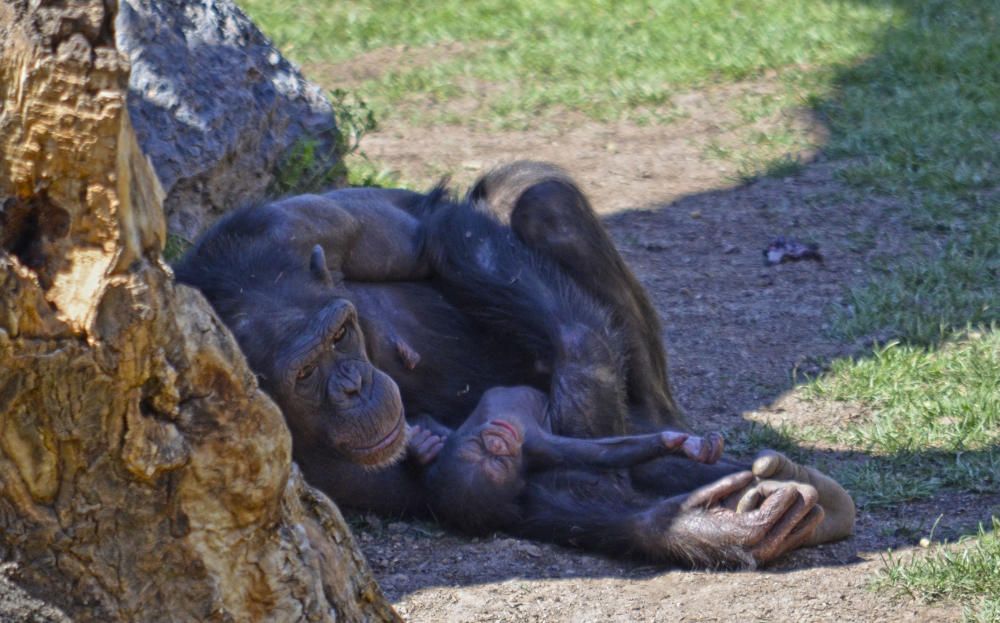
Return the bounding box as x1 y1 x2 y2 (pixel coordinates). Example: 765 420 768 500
0 1 398 621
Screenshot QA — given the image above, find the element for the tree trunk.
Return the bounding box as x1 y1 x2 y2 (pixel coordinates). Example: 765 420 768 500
0 2 398 621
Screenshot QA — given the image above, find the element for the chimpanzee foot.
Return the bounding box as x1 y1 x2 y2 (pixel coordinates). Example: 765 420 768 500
664 472 824 568
745 450 855 545
660 431 724 464
684 432 724 464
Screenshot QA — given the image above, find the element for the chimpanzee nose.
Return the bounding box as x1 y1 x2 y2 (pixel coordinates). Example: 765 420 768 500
331 360 364 398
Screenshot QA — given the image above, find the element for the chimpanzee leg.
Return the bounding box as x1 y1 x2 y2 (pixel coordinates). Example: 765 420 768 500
420 196 629 438
629 455 747 498
470 162 684 430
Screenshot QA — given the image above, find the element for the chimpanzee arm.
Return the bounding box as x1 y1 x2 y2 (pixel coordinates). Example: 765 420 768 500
514 471 824 568
525 430 682 469
629 455 749 498
269 189 431 282
526 430 724 469
297 451 432 517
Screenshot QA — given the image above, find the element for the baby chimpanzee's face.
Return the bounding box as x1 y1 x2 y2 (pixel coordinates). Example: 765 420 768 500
453 418 525 486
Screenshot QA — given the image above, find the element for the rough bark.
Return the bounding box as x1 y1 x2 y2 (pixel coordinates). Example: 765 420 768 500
0 2 397 621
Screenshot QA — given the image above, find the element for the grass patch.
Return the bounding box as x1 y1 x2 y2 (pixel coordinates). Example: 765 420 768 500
239 0 896 126
806 331 1000 506
270 136 346 195
271 88 383 194
163 233 193 263
794 6 998 613
877 517 1000 622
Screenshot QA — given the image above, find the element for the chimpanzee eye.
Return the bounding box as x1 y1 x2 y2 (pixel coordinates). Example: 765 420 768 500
332 325 346 343
296 364 317 382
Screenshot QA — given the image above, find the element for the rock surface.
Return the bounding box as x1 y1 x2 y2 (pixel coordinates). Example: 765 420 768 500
0 1 392 620
116 0 341 240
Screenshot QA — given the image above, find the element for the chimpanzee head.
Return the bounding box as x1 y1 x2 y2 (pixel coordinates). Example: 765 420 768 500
424 389 535 532
181 241 406 467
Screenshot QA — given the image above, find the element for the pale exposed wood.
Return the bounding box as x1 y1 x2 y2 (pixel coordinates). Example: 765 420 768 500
0 1 397 620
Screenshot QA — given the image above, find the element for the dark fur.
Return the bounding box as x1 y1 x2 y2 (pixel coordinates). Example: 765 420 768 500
175 162 817 567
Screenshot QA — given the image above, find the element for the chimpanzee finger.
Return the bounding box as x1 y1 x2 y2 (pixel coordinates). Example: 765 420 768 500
706 432 724 464
406 425 425 446
743 485 800 543
750 484 820 562
420 437 445 464
784 506 825 550
735 487 764 513
735 479 800 513
755 505 824 564
680 471 755 511
751 449 784 479
661 431 689 450
413 441 442 465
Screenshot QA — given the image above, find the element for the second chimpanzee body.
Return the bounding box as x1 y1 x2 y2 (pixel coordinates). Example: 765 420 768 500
175 162 852 567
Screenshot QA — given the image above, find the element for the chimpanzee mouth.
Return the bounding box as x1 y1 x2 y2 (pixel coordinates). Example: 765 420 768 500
489 419 521 443
349 414 405 464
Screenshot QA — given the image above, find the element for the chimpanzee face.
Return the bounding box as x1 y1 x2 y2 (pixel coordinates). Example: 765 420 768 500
425 416 527 533
229 250 407 468
451 418 526 487
269 296 406 466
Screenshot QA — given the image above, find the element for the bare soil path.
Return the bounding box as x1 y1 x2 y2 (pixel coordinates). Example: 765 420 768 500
345 84 989 622
2 68 986 621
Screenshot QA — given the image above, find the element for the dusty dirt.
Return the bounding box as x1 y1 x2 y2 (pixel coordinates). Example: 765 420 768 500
334 70 987 622
0 54 987 621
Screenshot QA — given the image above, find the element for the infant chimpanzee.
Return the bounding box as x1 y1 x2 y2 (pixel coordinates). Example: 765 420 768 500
407 385 725 534
408 385 855 552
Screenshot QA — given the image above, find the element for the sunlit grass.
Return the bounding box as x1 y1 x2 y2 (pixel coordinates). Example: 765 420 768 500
877 518 1000 623
239 0 895 125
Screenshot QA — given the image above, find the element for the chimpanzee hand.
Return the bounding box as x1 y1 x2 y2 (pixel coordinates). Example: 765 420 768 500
407 425 444 466
725 450 855 546
660 431 724 464
667 471 824 566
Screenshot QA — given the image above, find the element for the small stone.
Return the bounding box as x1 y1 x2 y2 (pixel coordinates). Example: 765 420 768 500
514 542 542 557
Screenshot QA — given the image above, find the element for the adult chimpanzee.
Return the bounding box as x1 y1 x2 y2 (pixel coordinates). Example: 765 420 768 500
175 161 854 567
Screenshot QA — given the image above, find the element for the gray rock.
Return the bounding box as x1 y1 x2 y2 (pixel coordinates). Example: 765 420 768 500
116 0 340 240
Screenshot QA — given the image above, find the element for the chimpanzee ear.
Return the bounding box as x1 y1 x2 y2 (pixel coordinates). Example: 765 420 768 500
309 245 334 286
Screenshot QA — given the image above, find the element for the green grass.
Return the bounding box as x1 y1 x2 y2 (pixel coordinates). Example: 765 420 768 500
239 0 895 126
796 329 1000 505
809 333 1000 459
877 518 1000 623
803 331 999 619
806 5 999 615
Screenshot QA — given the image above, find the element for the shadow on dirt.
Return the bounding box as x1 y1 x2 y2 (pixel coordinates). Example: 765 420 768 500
358 0 999 598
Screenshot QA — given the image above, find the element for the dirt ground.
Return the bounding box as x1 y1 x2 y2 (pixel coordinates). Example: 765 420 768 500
2 65 992 622
342 79 994 622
